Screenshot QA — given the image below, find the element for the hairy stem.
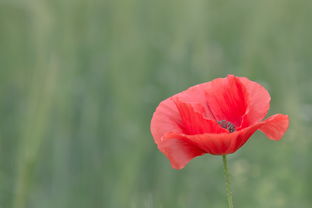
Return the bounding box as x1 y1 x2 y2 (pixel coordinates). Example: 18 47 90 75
222 155 234 208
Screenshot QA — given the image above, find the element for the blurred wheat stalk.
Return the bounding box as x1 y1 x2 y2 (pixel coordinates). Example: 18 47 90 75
12 1 58 208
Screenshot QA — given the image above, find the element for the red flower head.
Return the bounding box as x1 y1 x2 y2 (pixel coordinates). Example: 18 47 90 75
150 75 289 169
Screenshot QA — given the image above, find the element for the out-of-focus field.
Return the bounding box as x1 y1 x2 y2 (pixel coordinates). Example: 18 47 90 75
0 0 311 207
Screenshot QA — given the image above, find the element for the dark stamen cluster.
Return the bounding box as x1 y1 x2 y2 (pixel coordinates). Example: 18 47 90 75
217 120 236 133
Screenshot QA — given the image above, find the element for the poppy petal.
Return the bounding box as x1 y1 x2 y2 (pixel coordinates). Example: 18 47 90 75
239 77 271 128
173 98 228 134
171 84 216 120
150 98 183 144
182 124 260 155
204 75 248 127
158 133 205 169
259 114 289 141
158 125 260 169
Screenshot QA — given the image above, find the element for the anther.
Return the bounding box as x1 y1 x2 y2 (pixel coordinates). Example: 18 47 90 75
217 120 236 133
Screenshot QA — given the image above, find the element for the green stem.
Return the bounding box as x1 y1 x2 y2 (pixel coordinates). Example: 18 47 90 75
222 155 234 208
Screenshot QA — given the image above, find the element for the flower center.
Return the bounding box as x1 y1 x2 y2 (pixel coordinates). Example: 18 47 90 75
217 120 236 133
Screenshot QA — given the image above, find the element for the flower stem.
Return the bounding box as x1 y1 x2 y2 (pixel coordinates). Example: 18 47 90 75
222 155 234 208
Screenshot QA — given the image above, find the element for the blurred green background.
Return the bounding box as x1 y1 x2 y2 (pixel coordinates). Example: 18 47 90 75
1 0 311 207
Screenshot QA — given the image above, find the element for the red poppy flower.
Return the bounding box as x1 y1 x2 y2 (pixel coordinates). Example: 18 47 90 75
150 75 289 169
